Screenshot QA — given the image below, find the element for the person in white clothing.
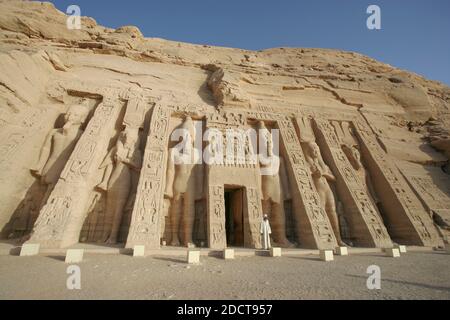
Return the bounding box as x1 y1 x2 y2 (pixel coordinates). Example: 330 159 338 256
260 214 272 250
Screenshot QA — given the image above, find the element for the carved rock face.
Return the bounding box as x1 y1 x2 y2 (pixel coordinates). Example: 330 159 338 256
342 144 362 170
0 1 448 249
63 104 90 127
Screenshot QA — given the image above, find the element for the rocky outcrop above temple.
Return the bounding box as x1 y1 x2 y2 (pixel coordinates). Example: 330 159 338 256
0 0 449 249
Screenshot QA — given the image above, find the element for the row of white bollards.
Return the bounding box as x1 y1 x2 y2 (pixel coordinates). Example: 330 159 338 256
320 246 348 262
318 245 407 262
17 242 442 264
19 243 84 263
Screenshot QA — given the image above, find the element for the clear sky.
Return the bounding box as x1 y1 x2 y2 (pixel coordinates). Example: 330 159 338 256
49 0 450 86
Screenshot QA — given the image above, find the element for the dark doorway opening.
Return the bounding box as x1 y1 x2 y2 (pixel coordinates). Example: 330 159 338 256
224 188 244 247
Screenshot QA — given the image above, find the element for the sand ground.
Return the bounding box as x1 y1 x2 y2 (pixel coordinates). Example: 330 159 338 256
0 251 449 300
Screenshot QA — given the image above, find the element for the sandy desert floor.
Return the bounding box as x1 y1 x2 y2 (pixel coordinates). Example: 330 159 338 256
0 251 449 300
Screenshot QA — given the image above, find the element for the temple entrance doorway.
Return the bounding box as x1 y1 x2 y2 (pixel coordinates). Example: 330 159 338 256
224 187 244 247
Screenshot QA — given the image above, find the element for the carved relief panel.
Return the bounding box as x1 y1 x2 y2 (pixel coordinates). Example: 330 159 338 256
207 185 226 249
244 187 263 248
277 117 337 249
398 162 450 237
28 93 123 248
80 95 151 244
312 118 392 247
126 104 171 248
353 120 442 247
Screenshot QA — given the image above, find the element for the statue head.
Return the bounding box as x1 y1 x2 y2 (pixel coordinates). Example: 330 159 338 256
304 141 320 159
257 121 274 156
63 103 90 126
257 120 267 130
342 144 362 169
180 116 196 146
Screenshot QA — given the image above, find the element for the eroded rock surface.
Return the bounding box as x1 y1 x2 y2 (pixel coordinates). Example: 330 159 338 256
0 0 449 249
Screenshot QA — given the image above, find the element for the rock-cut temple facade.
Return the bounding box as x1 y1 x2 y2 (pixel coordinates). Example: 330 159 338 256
0 1 449 251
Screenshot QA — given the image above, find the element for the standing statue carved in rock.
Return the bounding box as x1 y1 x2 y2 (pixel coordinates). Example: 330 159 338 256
303 141 346 246
31 100 90 203
258 121 293 247
342 144 380 206
97 127 142 244
165 116 199 247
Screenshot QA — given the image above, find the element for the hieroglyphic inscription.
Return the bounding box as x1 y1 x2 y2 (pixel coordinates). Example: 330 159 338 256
399 167 450 230
314 119 392 247
29 95 122 247
206 111 256 168
244 187 263 248
353 120 442 247
125 104 170 248
207 185 226 249
278 118 337 249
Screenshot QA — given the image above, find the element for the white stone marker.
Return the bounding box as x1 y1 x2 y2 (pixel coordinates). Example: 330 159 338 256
334 246 348 256
133 245 145 257
223 248 234 259
187 250 200 264
20 243 40 256
270 247 282 257
394 245 407 253
385 248 400 257
320 250 334 261
65 249 84 263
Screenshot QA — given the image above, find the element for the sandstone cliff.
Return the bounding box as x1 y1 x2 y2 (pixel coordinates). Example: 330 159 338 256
0 0 448 248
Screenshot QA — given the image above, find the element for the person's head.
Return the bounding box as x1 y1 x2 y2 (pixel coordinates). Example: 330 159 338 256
263 214 268 221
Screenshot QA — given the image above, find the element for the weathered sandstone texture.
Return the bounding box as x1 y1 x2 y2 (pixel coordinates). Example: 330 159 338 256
0 0 449 250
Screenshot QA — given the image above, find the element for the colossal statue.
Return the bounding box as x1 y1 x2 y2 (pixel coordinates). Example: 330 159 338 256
165 116 199 247
258 121 293 247
342 143 380 207
31 100 90 202
97 127 142 244
303 141 346 246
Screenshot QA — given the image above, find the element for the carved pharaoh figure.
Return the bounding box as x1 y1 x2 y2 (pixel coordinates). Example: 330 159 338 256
31 100 90 202
257 121 293 247
342 143 380 206
165 116 199 247
97 127 142 244
303 141 346 246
